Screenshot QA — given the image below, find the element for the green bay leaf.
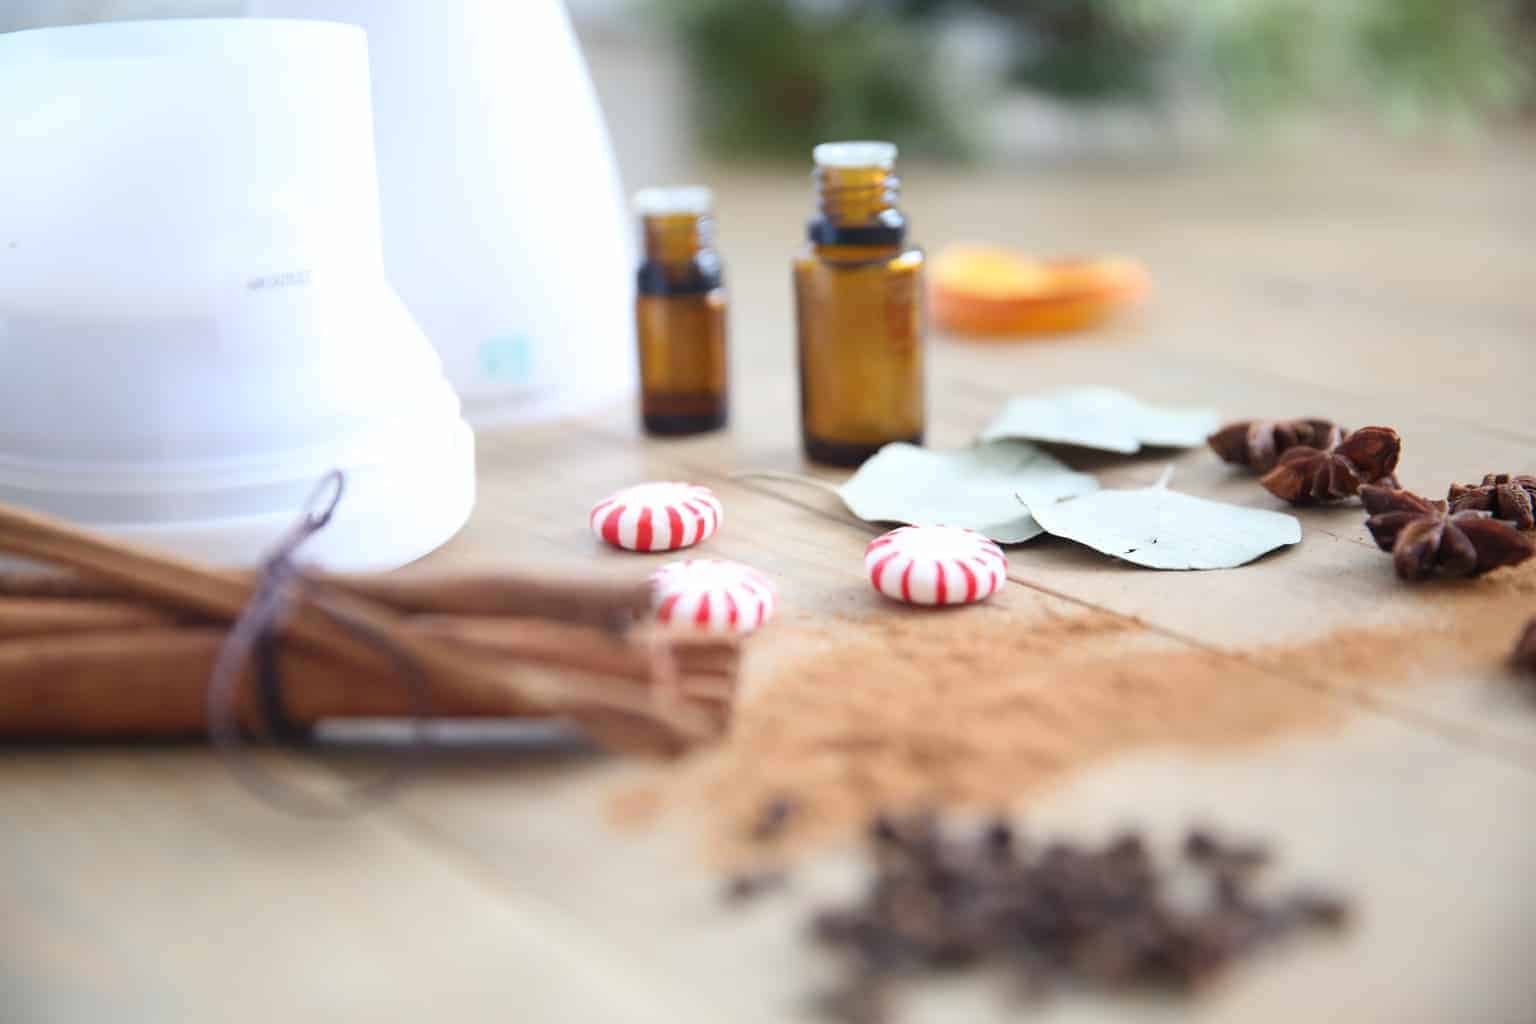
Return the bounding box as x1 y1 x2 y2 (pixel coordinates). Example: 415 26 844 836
839 441 1098 544
980 387 1220 453
1022 485 1301 569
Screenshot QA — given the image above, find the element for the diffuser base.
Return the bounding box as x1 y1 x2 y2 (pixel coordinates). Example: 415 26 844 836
0 420 476 573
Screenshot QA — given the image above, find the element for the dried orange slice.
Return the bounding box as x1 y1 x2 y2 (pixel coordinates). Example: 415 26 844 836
930 244 1149 338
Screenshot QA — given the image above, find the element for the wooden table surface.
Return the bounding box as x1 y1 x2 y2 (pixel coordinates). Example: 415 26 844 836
6 136 1536 1023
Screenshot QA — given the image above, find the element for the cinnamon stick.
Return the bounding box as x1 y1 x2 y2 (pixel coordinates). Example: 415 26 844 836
0 595 738 703
0 628 440 738
412 617 740 700
0 597 183 639
332 572 653 627
0 624 726 745
0 568 654 627
0 502 719 749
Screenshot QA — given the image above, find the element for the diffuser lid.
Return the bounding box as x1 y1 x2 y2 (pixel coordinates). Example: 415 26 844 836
0 19 388 315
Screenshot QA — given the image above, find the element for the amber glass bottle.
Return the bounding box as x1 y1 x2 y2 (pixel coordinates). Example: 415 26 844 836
634 186 728 436
794 141 925 466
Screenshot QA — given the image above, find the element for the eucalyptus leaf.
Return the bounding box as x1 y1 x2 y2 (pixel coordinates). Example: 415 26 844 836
1021 484 1301 569
839 441 1098 544
980 387 1221 454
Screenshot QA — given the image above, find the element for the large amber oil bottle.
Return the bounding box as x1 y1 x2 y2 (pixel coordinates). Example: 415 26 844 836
634 186 728 435
794 141 925 466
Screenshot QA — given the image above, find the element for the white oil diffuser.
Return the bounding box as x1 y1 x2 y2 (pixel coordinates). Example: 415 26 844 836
245 0 638 426
0 19 476 570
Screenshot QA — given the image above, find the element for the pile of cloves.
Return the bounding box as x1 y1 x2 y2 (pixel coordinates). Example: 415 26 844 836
803 814 1348 1024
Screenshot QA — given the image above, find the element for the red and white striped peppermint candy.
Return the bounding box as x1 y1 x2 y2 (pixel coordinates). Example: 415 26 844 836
653 559 776 634
864 526 1007 606
590 482 722 552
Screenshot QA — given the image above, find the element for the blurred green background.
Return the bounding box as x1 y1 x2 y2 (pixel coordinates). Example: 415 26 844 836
658 0 1535 159
3 0 1530 177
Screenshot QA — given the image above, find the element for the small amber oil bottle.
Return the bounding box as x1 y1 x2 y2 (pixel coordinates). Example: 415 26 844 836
794 141 925 466
634 186 728 435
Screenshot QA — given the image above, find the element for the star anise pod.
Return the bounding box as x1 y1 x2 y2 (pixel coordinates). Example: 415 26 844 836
1515 619 1536 676
1447 474 1536 531
1360 485 1535 581
1207 418 1346 473
1260 426 1401 505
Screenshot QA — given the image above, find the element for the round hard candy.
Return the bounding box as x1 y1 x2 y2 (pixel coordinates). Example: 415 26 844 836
590 482 722 552
864 525 1007 606
653 559 776 634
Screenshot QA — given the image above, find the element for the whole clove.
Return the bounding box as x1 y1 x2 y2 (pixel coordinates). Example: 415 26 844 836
1184 827 1269 874
1448 474 1536 532
1207 418 1345 473
1514 618 1536 676
1279 889 1352 930
1361 485 1535 581
805 815 1349 1023
723 870 788 905
1259 426 1401 505
750 796 800 842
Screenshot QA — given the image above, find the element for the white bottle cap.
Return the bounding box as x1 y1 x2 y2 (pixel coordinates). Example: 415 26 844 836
812 141 898 169
633 186 714 216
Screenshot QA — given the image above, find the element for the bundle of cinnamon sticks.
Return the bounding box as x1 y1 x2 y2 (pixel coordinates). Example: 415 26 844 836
0 499 741 755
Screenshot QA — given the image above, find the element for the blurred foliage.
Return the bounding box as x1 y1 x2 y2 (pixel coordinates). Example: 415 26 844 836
1124 0 1532 126
1356 0 1531 129
657 0 1534 158
657 0 970 159
972 0 1168 101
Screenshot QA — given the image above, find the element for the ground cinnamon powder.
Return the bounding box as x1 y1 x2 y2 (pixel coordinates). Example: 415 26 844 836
612 562 1536 866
